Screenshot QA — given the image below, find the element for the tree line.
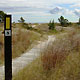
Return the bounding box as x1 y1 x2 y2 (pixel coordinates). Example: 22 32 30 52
0 10 80 30
48 16 80 30
17 16 80 30
0 11 6 22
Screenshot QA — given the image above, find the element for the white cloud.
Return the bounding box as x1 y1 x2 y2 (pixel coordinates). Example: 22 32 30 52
74 9 80 17
0 0 80 8
49 7 74 15
0 0 80 23
71 3 80 7
0 0 79 16
8 11 47 14
50 7 63 14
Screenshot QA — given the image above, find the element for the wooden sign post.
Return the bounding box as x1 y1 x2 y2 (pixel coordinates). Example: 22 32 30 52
4 15 12 80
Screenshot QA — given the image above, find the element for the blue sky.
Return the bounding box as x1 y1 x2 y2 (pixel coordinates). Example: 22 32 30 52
0 0 80 23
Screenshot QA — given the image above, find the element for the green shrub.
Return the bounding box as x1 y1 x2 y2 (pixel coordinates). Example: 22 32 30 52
0 11 6 22
27 26 33 30
77 18 80 25
18 17 25 23
21 23 33 30
48 20 55 30
58 16 70 27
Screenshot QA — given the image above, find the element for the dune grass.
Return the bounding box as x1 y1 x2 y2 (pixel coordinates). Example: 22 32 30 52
12 29 41 58
0 34 4 65
0 28 41 65
12 57 47 80
13 29 80 80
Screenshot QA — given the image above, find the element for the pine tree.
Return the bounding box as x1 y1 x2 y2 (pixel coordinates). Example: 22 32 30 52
18 17 25 23
78 18 80 25
48 19 55 30
58 16 69 27
0 11 6 22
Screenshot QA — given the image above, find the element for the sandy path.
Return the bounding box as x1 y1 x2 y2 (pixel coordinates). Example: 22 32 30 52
0 35 55 80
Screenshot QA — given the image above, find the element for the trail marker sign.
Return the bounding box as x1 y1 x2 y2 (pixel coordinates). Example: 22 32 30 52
4 15 12 80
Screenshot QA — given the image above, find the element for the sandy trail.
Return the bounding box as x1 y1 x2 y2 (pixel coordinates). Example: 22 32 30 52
0 35 55 80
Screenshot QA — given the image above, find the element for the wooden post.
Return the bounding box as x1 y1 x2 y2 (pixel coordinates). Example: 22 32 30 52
4 15 12 80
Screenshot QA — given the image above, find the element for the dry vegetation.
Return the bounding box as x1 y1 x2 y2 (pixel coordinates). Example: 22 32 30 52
0 34 4 64
41 30 80 70
12 29 41 58
0 28 41 65
13 29 80 80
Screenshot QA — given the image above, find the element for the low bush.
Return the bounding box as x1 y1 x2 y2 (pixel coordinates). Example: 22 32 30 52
58 16 71 27
48 20 55 30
